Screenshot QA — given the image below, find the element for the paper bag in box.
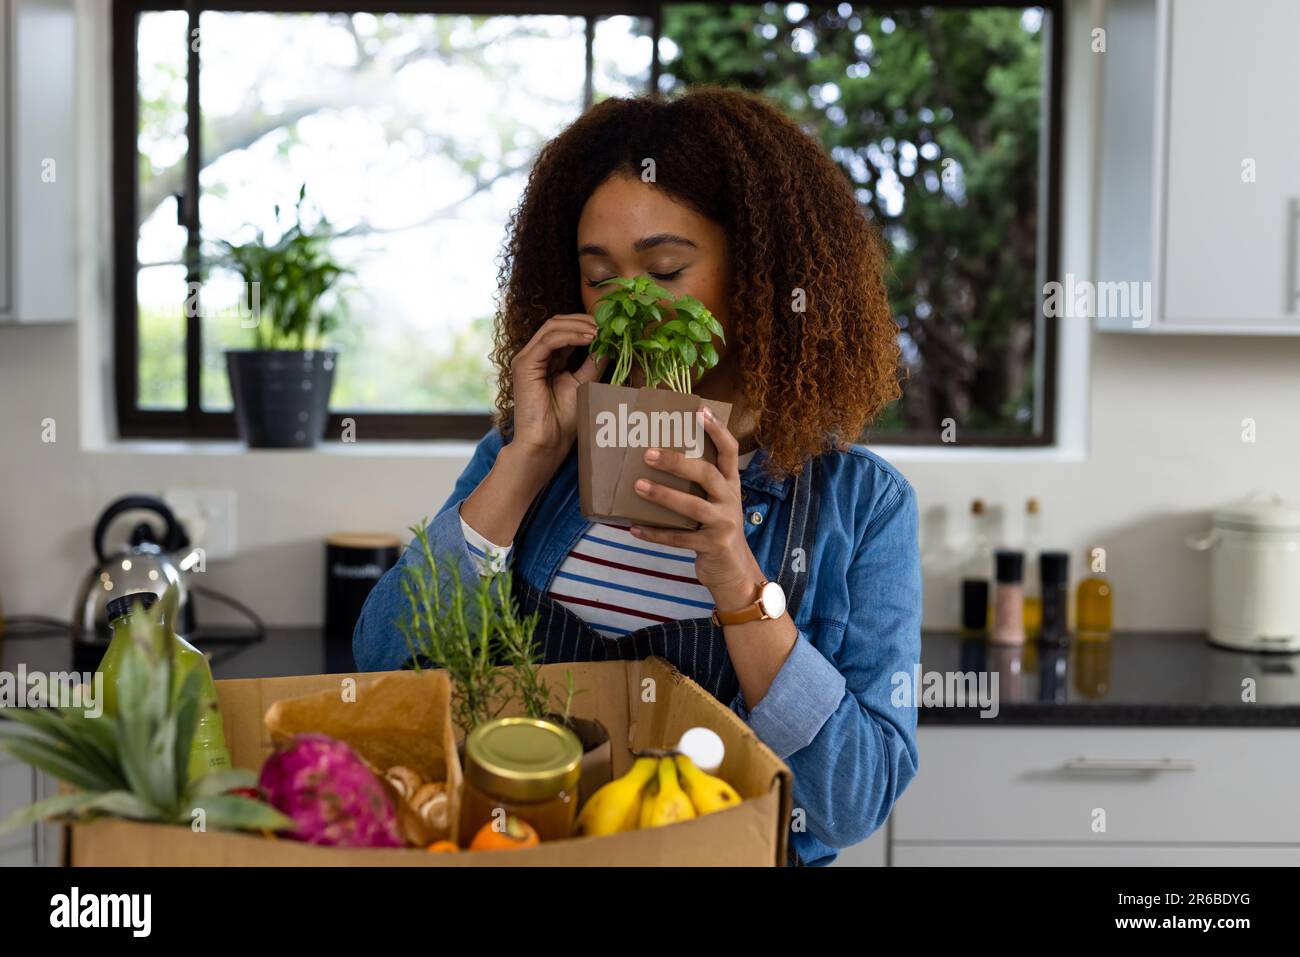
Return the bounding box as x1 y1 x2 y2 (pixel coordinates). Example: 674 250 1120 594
263 670 461 845
577 381 732 530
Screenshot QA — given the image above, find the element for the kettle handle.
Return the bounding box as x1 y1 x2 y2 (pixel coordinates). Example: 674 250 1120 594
93 495 190 564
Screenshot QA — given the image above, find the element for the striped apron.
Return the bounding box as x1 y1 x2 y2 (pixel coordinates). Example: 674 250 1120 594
512 457 820 703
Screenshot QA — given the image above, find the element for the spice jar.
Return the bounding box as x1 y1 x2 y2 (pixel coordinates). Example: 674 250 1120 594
459 717 582 845
990 549 1026 646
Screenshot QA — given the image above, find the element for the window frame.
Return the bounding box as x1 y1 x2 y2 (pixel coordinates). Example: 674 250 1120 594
112 0 1063 446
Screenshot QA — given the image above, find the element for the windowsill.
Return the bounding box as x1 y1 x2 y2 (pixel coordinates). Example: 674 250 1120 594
868 443 1085 464
88 437 1085 463
89 438 483 458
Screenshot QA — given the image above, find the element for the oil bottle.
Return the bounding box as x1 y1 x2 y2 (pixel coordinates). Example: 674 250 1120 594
1075 546 1113 640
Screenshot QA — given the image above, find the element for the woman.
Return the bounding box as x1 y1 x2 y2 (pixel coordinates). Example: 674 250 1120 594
355 87 921 866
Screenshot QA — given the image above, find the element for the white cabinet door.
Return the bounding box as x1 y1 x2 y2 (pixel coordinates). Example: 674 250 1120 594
0 756 35 865
894 844 1300 866
1159 0 1300 329
893 727 1300 845
832 822 888 867
0 0 76 324
0 0 9 315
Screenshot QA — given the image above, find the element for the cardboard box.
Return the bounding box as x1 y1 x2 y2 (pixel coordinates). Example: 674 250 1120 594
70 658 792 866
576 381 732 530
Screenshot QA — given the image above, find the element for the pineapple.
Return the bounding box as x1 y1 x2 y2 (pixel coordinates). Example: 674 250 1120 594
0 585 290 837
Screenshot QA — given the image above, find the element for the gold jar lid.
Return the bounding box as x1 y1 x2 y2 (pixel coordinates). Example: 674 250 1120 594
464 717 582 803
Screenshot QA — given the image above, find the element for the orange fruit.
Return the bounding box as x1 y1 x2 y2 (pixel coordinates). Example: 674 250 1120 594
426 840 459 853
469 816 539 851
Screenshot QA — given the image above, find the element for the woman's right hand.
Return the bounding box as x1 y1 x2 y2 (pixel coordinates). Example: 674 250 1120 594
508 314 607 476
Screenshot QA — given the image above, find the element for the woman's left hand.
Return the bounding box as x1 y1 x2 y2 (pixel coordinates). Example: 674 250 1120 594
629 406 764 600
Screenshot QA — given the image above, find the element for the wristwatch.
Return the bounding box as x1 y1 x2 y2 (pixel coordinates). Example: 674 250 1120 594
711 580 787 627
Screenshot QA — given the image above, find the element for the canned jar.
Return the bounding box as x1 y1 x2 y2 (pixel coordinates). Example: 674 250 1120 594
459 717 582 845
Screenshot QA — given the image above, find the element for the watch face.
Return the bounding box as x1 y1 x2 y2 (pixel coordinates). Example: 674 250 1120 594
759 580 787 619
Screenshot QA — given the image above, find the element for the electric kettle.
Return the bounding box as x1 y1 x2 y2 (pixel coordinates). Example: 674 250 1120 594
72 495 200 649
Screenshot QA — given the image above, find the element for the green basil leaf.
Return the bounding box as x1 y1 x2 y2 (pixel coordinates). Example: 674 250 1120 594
611 315 628 336
687 321 711 342
680 341 697 366
700 342 719 368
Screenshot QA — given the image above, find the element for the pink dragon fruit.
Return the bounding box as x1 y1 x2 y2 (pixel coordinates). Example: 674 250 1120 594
258 733 404 848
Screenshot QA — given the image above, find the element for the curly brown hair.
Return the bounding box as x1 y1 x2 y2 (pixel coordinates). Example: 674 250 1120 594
492 85 900 477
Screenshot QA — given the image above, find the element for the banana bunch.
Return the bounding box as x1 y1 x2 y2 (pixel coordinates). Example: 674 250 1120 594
575 754 742 837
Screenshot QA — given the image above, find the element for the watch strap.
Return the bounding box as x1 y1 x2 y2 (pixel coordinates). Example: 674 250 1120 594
711 580 771 627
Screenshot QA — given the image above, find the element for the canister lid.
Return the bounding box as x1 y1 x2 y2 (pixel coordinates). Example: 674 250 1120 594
1211 499 1300 532
995 549 1024 583
106 591 158 625
1039 551 1070 585
463 717 582 803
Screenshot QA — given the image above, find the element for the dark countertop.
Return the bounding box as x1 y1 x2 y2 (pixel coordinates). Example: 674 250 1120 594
917 631 1300 726
5 627 1299 727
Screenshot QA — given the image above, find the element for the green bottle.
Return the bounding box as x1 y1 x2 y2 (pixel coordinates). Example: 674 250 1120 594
97 591 232 782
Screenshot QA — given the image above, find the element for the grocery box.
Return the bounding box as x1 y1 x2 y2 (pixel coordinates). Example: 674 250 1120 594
70 657 793 866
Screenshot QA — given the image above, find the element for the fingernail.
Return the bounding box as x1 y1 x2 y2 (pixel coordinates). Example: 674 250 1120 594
629 526 642 537
583 332 595 339
699 405 714 422
635 479 651 493
644 448 660 462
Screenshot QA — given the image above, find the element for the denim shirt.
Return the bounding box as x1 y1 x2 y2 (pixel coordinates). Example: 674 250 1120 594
354 428 922 866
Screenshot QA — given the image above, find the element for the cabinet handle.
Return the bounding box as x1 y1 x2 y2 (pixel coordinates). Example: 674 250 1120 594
1288 197 1300 315
1063 757 1195 773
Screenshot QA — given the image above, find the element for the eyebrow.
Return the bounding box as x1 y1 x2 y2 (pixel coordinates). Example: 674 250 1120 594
577 233 699 257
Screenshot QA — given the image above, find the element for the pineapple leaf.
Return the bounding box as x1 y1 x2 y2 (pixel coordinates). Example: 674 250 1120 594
188 768 257 797
171 666 204 796
0 791 112 839
79 790 158 821
1 707 125 788
114 636 169 807
147 717 180 818
0 733 118 792
183 794 294 833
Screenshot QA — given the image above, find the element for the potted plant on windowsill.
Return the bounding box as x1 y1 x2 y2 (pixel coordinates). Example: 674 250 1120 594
577 276 733 530
216 184 351 449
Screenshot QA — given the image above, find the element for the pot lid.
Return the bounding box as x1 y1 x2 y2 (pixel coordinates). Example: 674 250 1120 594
1212 497 1300 531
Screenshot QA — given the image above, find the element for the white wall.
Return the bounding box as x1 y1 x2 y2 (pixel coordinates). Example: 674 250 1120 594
2 0 1297 633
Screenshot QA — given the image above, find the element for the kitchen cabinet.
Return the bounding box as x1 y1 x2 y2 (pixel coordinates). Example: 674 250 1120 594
0 755 61 866
889 726 1300 864
0 0 76 324
1095 0 1300 334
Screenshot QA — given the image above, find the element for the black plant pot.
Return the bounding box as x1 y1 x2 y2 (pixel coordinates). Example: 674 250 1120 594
225 350 337 449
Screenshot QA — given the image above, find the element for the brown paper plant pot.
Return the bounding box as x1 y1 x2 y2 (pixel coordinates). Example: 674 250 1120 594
576 381 733 530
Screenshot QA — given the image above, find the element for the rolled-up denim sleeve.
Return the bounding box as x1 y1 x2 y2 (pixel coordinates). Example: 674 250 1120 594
731 478 922 850
352 428 506 672
729 635 845 758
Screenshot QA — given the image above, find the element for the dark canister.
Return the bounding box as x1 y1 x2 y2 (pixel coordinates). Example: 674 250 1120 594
1038 550 1071 646
325 533 401 648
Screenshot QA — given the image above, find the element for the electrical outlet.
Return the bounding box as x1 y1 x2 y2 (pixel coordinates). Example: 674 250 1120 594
161 488 236 562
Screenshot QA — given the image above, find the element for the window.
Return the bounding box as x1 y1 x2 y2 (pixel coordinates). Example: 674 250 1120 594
114 1 1061 445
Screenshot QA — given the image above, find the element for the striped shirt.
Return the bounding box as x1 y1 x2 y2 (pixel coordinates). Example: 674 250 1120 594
461 449 756 637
